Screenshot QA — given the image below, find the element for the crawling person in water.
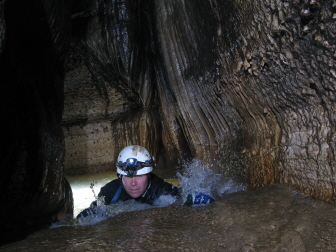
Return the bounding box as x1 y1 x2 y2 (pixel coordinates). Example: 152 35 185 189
76 145 214 221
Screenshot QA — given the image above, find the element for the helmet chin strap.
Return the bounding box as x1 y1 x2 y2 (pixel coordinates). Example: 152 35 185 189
141 174 152 198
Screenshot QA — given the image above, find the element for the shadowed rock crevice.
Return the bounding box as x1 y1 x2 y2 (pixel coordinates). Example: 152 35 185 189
0 0 73 244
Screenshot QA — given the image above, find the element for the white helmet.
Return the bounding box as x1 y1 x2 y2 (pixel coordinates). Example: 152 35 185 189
116 145 154 176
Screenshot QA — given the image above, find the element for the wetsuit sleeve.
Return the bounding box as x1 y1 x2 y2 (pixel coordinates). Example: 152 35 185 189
159 182 180 197
149 173 180 199
97 179 121 204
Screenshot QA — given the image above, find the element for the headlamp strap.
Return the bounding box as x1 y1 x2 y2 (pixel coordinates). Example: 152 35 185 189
117 157 153 175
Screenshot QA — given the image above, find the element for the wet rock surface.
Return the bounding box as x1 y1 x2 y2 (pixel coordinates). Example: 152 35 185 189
2 185 336 251
1 0 335 246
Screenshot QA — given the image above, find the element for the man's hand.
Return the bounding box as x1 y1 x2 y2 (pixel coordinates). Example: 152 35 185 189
184 192 215 205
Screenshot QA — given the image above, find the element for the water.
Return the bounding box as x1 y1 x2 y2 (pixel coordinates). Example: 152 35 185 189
2 161 336 251
65 172 118 217
177 159 246 201
63 169 181 224
57 160 245 227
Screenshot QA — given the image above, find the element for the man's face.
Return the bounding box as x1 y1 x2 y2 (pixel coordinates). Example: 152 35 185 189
122 174 148 198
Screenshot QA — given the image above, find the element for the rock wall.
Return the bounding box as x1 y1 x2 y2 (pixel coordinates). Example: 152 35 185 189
62 60 129 175
63 54 164 174
213 0 336 201
0 0 73 244
0 0 335 245
66 0 336 203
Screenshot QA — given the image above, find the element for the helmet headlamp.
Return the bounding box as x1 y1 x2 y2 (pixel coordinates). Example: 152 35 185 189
117 157 154 176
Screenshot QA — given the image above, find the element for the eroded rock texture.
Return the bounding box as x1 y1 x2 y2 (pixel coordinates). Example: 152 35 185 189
65 0 243 177
66 0 336 200
0 0 335 245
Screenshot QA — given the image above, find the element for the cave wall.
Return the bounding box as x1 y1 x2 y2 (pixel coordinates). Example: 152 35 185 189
66 0 336 202
66 0 244 177
0 0 73 244
0 0 335 245
63 0 165 176
213 0 336 201
62 60 131 175
156 0 336 200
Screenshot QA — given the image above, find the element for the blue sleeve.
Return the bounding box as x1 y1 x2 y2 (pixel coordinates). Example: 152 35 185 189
76 206 97 219
193 192 215 204
184 192 215 205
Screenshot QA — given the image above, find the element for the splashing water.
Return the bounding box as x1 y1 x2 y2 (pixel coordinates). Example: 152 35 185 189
52 195 178 227
177 159 246 203
53 185 178 227
75 194 178 226
53 160 246 227
90 181 97 198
